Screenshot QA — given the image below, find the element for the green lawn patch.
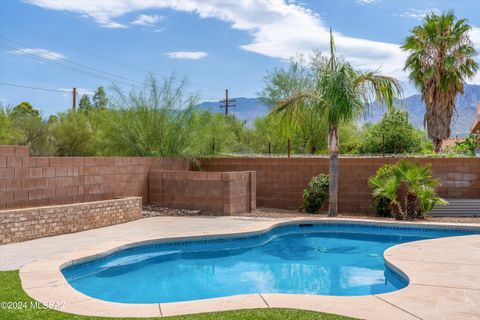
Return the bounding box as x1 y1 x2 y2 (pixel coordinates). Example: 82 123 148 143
0 271 355 320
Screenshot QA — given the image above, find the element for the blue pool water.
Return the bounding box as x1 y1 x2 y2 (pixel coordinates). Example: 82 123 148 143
62 223 477 303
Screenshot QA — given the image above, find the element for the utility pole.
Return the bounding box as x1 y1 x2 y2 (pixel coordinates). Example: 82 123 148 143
72 87 77 111
225 89 228 115
219 89 236 115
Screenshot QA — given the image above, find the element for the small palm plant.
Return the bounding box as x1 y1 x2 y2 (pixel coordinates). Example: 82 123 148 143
369 173 404 220
369 160 447 220
393 160 441 219
416 185 448 216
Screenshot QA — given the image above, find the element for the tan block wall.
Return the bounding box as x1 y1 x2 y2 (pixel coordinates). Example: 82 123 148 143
0 197 142 244
149 170 256 214
0 145 190 210
200 157 480 214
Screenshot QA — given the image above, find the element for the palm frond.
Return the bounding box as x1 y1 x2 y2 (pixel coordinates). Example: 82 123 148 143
268 89 324 129
355 72 403 111
369 175 400 201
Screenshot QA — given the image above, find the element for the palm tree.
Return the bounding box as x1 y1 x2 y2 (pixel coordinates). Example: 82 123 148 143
402 11 478 153
270 31 402 216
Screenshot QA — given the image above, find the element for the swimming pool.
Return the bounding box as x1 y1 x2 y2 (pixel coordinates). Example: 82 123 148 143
62 222 477 304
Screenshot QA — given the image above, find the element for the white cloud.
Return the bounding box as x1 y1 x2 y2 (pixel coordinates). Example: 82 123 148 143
9 48 65 60
468 26 480 84
131 14 164 26
102 21 128 29
153 28 166 33
23 0 409 80
356 0 380 4
164 51 208 60
23 0 128 28
470 27 480 49
399 8 439 20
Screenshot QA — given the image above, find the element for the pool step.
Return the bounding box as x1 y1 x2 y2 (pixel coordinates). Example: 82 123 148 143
429 199 480 217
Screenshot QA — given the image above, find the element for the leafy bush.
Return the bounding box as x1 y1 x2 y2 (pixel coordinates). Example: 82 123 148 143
300 174 329 213
0 103 52 156
358 110 432 154
454 134 478 156
187 111 250 156
51 110 96 156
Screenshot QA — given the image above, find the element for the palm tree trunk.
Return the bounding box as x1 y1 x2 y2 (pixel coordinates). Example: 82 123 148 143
433 139 442 153
398 181 409 213
328 124 339 217
406 192 418 220
390 201 404 221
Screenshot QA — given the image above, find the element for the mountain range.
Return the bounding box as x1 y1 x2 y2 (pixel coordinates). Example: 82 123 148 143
199 84 480 136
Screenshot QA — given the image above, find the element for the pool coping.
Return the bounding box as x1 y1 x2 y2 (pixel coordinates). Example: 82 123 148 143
19 217 480 319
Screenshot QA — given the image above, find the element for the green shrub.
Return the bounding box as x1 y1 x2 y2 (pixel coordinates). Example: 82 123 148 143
454 134 478 157
358 110 431 155
300 174 329 213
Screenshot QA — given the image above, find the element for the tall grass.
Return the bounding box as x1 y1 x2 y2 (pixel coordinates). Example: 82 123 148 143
100 75 197 157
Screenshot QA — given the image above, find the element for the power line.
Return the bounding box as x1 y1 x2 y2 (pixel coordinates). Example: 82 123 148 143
3 37 145 86
0 43 141 89
1 38 144 87
0 19 252 98
0 81 219 103
0 42 229 100
0 42 223 101
1 20 234 94
0 82 67 93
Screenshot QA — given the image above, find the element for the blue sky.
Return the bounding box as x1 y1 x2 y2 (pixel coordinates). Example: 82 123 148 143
1 0 479 116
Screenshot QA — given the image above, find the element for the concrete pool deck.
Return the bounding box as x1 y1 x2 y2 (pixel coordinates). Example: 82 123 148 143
2 216 480 319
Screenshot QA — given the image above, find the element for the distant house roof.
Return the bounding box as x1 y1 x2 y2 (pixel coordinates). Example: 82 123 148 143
438 104 479 152
440 137 466 151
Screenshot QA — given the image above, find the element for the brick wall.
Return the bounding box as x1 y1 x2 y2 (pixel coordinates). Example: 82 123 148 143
0 145 190 210
200 157 480 214
2 143 477 216
149 170 256 214
0 197 142 244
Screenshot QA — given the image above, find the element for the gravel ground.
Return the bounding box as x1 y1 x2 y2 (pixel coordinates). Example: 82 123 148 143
142 205 480 224
142 204 202 217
